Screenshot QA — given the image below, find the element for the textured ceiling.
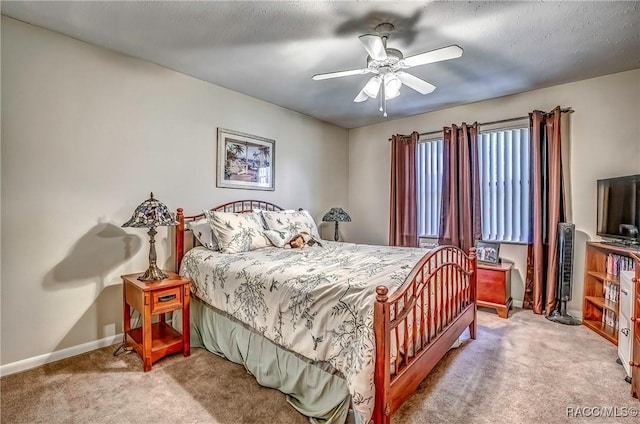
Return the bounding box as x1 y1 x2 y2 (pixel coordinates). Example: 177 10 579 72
2 1 639 129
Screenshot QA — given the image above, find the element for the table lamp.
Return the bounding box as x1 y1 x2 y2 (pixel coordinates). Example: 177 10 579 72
122 192 178 281
322 207 351 241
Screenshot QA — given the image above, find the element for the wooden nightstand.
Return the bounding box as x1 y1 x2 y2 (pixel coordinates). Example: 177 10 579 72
477 262 513 319
122 272 190 371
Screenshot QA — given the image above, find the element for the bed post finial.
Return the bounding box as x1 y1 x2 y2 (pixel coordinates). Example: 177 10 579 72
376 286 389 303
468 247 476 260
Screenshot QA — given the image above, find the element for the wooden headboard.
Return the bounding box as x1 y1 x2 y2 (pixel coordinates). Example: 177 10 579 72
175 200 284 271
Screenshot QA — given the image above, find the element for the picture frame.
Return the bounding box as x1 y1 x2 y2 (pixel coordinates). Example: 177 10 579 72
216 128 275 191
475 241 500 264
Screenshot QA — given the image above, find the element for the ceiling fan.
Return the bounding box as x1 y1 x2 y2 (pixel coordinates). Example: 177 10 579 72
312 23 463 117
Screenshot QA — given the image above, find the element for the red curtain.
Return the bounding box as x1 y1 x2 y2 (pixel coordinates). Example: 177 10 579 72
523 107 565 315
438 123 481 252
389 132 419 247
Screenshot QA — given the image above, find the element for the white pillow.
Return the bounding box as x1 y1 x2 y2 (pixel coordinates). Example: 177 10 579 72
261 210 320 239
252 209 269 229
299 210 320 239
204 210 271 254
263 229 294 248
188 218 218 250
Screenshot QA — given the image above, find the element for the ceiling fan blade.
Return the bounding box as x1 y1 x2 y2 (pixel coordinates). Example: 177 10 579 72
359 35 387 61
312 68 370 80
402 45 463 68
396 72 436 95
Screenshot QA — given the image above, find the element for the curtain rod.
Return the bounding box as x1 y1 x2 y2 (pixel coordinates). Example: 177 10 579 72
389 107 574 140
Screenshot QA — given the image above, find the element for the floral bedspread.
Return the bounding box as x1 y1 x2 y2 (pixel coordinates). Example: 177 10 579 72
179 241 429 424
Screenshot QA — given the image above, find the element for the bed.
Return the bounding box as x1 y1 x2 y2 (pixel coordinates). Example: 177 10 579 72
174 200 477 424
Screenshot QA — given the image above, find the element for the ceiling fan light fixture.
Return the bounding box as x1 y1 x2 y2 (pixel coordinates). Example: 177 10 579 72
363 76 382 98
311 23 463 117
384 73 402 99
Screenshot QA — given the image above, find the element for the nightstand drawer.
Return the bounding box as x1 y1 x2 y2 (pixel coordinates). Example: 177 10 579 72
151 286 182 313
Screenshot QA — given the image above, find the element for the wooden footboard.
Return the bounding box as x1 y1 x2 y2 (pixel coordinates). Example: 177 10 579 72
373 246 477 424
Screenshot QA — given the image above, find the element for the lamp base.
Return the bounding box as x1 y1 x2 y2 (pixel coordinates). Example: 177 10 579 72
138 265 168 282
138 227 168 282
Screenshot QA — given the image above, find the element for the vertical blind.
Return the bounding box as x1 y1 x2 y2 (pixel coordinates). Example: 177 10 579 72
416 138 444 237
477 126 531 242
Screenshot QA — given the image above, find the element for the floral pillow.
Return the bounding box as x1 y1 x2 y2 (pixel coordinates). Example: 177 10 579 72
261 210 320 239
204 210 271 254
252 209 269 229
263 229 294 248
188 218 218 250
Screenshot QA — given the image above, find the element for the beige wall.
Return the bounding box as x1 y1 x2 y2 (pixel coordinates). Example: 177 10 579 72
1 18 349 365
348 69 640 317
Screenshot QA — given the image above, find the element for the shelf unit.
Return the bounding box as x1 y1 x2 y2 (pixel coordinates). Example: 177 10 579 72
583 241 637 345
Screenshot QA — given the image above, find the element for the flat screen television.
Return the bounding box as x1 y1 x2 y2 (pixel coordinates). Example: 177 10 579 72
596 174 640 245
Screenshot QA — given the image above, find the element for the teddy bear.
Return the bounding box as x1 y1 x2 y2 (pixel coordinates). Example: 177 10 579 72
288 231 323 248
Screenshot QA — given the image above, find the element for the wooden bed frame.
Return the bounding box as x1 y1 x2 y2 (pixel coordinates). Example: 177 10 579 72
175 200 477 424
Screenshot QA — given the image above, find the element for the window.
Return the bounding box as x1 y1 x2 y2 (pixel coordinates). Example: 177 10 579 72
416 137 444 238
478 125 530 243
415 124 531 243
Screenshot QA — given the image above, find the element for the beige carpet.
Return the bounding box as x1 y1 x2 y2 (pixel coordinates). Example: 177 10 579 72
1 309 636 423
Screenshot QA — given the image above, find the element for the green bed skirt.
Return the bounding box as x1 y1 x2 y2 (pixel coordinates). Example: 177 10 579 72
174 297 353 424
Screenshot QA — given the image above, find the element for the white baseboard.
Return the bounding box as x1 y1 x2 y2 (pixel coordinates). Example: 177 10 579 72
513 300 523 309
0 334 122 377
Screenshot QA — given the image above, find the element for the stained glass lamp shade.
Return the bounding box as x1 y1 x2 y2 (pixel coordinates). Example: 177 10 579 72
322 207 351 241
122 192 178 281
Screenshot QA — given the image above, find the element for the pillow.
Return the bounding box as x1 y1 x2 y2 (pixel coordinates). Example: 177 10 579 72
263 229 294 248
261 210 320 239
299 210 320 238
252 209 269 229
253 209 298 229
204 210 271 254
188 218 218 250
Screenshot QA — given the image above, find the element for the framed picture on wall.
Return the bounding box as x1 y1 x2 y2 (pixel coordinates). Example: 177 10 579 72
475 241 500 264
216 128 275 191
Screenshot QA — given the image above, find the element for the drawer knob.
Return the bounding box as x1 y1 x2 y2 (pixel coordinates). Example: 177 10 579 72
630 361 640 368
632 317 637 322
632 277 638 283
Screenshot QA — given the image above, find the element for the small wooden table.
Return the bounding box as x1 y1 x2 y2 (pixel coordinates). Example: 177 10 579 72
477 262 513 319
122 272 191 371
